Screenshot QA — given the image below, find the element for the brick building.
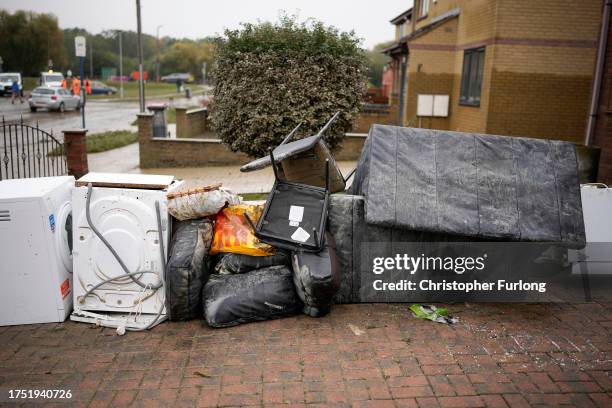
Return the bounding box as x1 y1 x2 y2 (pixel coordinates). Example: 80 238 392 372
383 0 602 143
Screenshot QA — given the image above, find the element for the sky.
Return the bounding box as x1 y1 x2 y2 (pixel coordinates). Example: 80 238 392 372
2 0 413 49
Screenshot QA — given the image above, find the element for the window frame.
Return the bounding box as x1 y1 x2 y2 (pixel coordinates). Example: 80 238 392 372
419 0 430 19
459 47 485 107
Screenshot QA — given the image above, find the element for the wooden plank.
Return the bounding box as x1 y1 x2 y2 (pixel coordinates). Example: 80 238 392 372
75 172 175 189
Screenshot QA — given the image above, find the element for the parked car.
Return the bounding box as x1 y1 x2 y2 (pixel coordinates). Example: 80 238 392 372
0 73 22 96
29 87 81 112
160 73 193 83
39 72 65 88
90 81 117 95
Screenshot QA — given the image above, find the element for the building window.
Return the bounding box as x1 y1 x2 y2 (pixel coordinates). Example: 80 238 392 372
460 47 485 106
419 0 430 18
399 22 405 38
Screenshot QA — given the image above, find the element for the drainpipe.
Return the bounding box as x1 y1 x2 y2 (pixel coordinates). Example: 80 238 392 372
398 53 408 126
585 0 611 146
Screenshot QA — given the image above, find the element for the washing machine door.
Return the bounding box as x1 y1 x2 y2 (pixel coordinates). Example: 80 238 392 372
55 201 73 273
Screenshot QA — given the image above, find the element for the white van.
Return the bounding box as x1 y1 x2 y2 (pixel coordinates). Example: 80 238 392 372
0 73 22 96
39 72 64 88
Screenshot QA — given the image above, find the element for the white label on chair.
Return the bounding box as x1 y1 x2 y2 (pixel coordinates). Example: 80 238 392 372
291 227 310 243
289 205 304 223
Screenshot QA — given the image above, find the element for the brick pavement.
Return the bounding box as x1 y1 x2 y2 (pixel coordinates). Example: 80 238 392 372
0 302 610 407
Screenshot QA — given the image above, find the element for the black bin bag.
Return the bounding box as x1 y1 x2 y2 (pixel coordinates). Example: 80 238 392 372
202 266 303 328
214 252 290 274
291 232 341 317
166 218 214 321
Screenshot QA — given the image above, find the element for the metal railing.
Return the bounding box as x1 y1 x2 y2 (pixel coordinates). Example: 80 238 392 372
1 117 67 180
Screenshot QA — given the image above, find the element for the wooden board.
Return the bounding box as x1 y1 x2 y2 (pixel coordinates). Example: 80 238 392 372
76 172 175 190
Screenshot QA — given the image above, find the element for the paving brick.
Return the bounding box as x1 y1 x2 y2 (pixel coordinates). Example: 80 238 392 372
0 303 610 408
502 394 530 408
437 396 485 407
589 392 612 407
416 396 441 408
479 395 509 408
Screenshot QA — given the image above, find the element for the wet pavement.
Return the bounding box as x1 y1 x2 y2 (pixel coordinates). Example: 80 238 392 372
87 142 356 194
0 302 610 407
0 94 203 137
0 96 139 136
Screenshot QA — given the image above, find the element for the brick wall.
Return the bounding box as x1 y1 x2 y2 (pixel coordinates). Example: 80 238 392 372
399 0 601 142
354 104 398 132
485 0 600 142
592 8 612 184
139 113 367 168
404 17 458 129
334 133 368 161
175 107 209 138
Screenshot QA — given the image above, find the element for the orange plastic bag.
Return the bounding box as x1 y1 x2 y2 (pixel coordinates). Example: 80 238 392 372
210 204 275 256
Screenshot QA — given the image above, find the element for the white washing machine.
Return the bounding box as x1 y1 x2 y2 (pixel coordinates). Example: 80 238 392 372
71 173 176 329
0 176 75 326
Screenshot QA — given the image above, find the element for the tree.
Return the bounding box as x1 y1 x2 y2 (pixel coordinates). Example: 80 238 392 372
209 16 367 157
160 40 214 80
365 41 393 88
0 10 67 75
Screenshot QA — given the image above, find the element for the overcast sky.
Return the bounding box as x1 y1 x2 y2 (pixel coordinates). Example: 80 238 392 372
2 0 412 49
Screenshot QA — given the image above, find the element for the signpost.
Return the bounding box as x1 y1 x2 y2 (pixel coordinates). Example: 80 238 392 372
75 36 86 128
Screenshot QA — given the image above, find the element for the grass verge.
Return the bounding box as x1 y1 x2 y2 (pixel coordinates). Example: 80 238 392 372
49 130 137 156
22 77 195 100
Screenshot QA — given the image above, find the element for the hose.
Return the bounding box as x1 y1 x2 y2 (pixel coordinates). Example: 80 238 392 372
80 183 167 331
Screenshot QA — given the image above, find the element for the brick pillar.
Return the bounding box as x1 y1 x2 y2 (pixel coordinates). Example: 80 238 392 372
63 129 88 179
175 107 187 138
137 113 154 168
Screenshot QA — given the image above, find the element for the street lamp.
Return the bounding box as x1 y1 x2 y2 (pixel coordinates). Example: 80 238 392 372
156 25 163 82
116 30 124 99
136 0 145 112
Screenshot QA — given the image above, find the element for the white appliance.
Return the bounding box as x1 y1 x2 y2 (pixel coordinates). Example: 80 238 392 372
71 173 176 330
570 185 612 275
0 176 75 325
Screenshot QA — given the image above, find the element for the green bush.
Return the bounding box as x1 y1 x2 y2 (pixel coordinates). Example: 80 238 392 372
210 16 367 157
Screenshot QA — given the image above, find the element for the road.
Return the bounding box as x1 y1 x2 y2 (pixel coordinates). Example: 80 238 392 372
0 95 139 136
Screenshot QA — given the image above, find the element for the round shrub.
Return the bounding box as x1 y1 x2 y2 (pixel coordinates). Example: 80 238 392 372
210 16 367 157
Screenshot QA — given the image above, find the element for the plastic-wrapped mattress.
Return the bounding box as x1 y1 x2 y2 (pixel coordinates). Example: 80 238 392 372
351 125 585 246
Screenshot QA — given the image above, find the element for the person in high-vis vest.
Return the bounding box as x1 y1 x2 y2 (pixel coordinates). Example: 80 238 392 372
71 76 81 96
85 78 91 95
61 78 67 89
